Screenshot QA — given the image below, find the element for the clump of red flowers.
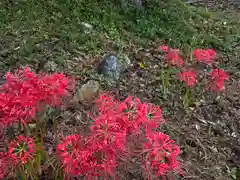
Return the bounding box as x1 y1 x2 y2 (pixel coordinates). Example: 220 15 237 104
0 152 9 179
159 45 169 52
144 132 181 178
57 95 181 179
0 67 74 127
159 45 184 66
164 49 184 66
7 136 36 165
177 70 197 87
159 45 229 93
193 48 216 65
0 136 36 179
56 134 118 178
208 68 229 91
56 134 88 177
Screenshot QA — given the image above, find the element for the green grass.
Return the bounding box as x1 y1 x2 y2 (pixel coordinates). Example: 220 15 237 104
0 0 239 70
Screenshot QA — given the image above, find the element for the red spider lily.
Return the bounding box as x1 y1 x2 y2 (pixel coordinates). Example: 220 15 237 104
56 134 117 178
159 45 169 52
57 95 181 179
208 68 229 91
0 92 37 126
82 143 117 179
0 152 9 179
95 94 116 114
117 96 144 134
7 136 36 165
0 67 74 127
164 49 184 66
177 70 197 87
56 134 82 160
140 103 164 133
56 134 88 176
209 68 229 81
90 112 127 153
144 132 181 177
193 48 216 65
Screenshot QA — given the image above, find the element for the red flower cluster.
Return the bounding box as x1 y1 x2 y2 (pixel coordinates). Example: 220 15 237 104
0 136 36 179
177 71 197 87
57 95 181 179
159 45 229 91
193 49 216 65
159 45 184 66
144 132 181 177
0 152 9 179
159 45 169 52
208 68 229 91
56 134 117 178
7 136 36 165
164 49 184 66
0 67 74 127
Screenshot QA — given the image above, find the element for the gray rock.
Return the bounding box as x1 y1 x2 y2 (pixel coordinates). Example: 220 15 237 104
98 54 121 80
98 54 131 81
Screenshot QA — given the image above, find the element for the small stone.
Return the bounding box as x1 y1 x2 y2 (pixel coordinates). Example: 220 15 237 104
195 124 200 131
153 64 159 69
81 22 93 34
75 80 100 103
44 61 58 72
28 123 36 129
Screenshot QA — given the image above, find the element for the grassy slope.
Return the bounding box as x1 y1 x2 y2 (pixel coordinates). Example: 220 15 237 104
0 0 239 70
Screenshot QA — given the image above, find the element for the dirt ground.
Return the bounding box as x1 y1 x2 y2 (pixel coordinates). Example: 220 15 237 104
193 0 240 12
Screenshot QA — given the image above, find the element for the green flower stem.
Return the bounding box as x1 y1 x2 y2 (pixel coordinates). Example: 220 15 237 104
35 119 45 145
161 69 170 97
27 161 35 180
18 164 27 180
52 117 57 132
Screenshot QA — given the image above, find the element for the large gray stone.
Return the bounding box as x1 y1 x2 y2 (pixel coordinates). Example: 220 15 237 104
98 54 131 81
98 54 121 80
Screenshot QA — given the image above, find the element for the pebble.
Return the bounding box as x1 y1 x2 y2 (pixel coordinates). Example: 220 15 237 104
75 80 100 104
